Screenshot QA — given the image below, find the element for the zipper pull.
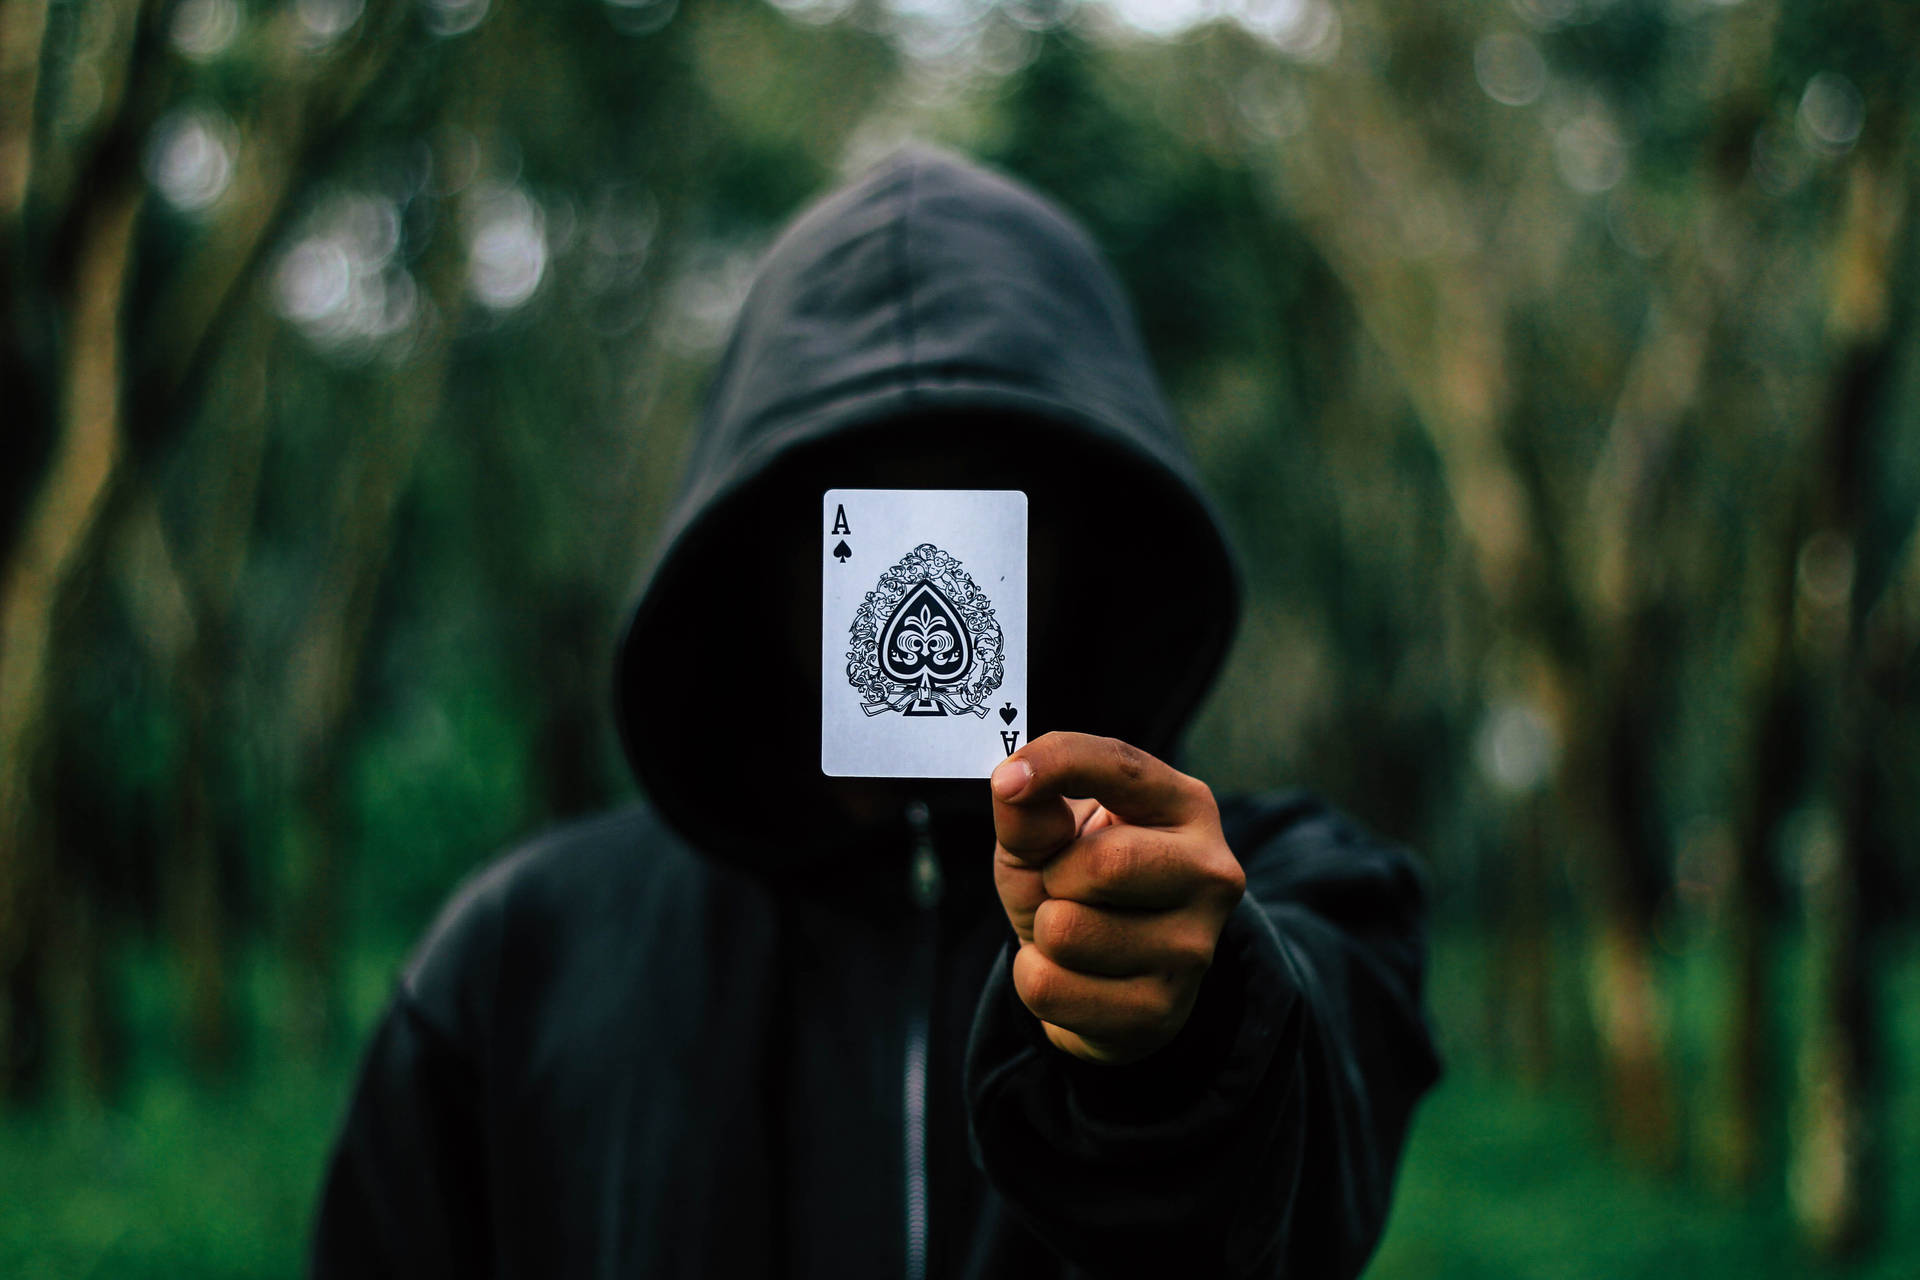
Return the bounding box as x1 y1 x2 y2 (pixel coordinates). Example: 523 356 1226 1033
905 799 944 910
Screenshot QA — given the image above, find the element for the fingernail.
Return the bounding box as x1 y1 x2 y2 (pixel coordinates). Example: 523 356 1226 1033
991 759 1031 800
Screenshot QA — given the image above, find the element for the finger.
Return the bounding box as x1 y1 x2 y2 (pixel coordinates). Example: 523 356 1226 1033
990 759 1079 864
995 732 1212 829
1031 898 1217 978
993 844 1046 945
994 798 1108 945
1042 825 1234 910
1011 944 1187 1046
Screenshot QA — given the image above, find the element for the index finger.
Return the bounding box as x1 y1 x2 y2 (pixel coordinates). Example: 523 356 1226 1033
990 732 1208 829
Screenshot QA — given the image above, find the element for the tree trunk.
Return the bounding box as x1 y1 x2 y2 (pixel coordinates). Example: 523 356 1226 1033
277 221 464 1057
116 471 259 1073
284 775 345 1056
0 177 142 1098
1716 554 1800 1194
47 877 122 1105
1496 791 1554 1086
172 644 230 1069
1558 633 1679 1169
1786 154 1909 1257
1790 754 1882 1257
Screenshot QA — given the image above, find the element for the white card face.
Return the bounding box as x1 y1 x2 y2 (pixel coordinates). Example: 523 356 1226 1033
822 489 1028 778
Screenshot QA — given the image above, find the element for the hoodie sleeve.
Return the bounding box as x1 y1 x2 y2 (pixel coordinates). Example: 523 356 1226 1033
962 790 1442 1279
309 860 508 1280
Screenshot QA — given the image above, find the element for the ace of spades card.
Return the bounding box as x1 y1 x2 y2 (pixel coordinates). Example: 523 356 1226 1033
821 489 1028 778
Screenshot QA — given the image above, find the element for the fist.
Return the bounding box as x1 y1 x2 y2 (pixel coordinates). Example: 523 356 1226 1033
989 732 1246 1066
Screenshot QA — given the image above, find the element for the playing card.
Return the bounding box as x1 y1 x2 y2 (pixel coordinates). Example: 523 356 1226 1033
822 489 1028 778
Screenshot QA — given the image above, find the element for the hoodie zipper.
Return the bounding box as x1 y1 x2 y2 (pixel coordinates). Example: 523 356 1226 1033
903 799 943 1280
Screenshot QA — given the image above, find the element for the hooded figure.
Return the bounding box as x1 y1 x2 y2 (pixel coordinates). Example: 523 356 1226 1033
311 144 1441 1279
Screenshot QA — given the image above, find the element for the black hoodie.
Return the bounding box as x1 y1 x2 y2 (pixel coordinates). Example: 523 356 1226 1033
311 144 1441 1280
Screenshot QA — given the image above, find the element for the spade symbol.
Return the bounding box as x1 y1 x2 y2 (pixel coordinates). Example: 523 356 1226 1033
999 702 1018 725
880 581 973 693
833 540 852 563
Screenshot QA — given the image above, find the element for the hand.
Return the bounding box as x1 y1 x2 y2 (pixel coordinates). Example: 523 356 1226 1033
989 732 1246 1066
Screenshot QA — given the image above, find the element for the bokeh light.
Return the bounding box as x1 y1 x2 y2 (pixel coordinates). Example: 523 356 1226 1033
1475 699 1559 796
296 0 365 47
425 0 490 38
463 183 548 312
603 0 679 37
1474 32 1547 107
144 107 238 214
170 0 241 62
1554 110 1627 194
1798 72 1864 155
272 192 420 354
1239 0 1339 61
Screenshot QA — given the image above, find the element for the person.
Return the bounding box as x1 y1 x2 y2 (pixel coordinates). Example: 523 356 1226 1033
309 142 1441 1279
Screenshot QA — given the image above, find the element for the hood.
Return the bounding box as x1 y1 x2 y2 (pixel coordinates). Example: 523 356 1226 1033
615 143 1240 872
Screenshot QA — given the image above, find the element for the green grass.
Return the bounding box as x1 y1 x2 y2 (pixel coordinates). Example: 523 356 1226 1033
0 936 1913 1277
1373 1060 1913 1280
0 944 402 1280
1371 926 1920 1278
0 1060 351 1280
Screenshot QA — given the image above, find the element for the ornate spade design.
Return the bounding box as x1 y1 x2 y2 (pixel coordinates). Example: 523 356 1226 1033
846 544 1004 719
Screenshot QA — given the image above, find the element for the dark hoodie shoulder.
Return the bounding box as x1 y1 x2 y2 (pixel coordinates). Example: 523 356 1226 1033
397 803 782 1072
397 805 677 1045
312 807 667 1279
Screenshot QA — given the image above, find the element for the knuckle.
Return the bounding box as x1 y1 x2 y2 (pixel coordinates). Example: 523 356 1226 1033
1136 980 1178 1026
1035 900 1084 955
1015 951 1063 1017
1213 852 1247 900
1182 774 1218 814
1192 843 1245 901
1090 838 1136 886
1178 927 1219 973
1107 737 1148 785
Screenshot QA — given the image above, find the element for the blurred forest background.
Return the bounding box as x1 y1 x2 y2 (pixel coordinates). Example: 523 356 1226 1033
1 0 1917 1274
